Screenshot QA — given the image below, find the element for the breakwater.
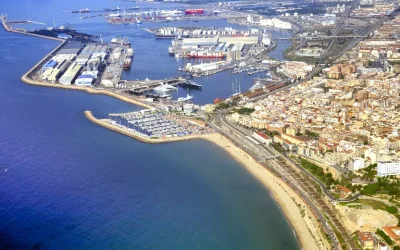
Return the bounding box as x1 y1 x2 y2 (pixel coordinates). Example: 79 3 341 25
84 110 210 144
0 16 65 42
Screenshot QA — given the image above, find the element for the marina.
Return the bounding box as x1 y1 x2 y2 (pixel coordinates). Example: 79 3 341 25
107 109 208 139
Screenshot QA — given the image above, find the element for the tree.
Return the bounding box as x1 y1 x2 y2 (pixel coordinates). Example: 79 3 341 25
386 206 398 214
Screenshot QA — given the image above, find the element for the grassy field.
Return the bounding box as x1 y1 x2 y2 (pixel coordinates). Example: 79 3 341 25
358 199 387 210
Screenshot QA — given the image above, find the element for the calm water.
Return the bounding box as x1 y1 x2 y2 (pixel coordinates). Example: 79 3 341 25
0 1 299 249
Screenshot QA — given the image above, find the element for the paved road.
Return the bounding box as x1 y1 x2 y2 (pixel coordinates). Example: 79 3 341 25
210 114 342 250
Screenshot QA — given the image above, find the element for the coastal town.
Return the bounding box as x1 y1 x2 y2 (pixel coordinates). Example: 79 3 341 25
4 0 400 249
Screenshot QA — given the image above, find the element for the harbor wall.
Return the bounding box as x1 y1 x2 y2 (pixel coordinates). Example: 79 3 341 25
0 16 65 42
84 110 207 144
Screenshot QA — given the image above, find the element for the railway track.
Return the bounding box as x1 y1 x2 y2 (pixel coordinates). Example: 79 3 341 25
211 114 360 250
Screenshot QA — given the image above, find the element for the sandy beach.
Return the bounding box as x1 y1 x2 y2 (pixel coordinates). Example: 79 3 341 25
200 133 328 250
84 110 328 249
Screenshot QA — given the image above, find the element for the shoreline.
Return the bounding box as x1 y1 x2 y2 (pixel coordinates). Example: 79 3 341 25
2 16 324 250
195 134 324 250
85 110 323 250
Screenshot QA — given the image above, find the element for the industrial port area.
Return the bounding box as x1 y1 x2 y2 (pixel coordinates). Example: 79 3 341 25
6 0 400 248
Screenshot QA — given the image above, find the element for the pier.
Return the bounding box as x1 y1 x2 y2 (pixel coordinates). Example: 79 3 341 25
121 78 200 94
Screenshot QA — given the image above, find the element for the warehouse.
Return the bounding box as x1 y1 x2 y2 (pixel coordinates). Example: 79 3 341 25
80 44 92 55
41 68 54 80
219 36 259 45
42 60 57 70
75 74 94 86
47 69 61 82
51 54 76 63
57 60 71 75
76 54 91 65
59 63 82 85
57 48 81 56
182 38 219 49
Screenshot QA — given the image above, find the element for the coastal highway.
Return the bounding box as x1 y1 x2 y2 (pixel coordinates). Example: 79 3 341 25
282 153 361 203
209 114 342 250
210 113 361 250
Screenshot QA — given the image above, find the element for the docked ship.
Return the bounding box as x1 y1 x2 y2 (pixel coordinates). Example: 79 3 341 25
160 10 183 17
126 48 134 58
155 33 189 39
177 93 193 102
184 9 204 15
111 36 131 45
168 46 175 56
187 51 225 59
154 83 177 92
249 81 264 91
123 58 132 70
155 33 176 39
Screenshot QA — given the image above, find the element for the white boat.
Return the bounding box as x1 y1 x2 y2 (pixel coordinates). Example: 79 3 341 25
250 82 264 91
159 93 171 98
230 92 242 98
109 13 121 17
177 93 193 102
136 19 142 24
154 83 177 92
111 36 131 45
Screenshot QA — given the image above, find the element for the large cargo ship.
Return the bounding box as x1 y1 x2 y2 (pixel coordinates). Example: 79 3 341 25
126 48 134 58
184 9 204 15
187 52 225 59
155 33 189 39
123 58 132 70
160 10 183 17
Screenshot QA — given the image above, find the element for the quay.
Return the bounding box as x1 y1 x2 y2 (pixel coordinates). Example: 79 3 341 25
118 78 201 94
120 78 183 94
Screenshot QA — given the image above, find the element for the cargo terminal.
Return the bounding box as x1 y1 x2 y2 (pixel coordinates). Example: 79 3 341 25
170 34 272 59
31 41 131 87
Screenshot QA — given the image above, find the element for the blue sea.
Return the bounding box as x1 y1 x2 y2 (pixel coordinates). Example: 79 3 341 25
0 1 300 249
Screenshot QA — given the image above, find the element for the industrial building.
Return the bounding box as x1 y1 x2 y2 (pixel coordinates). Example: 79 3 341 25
75 74 95 86
182 38 219 49
42 60 57 70
59 63 82 85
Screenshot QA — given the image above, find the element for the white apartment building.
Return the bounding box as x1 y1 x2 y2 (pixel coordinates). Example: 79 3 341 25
349 157 366 171
377 161 400 177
